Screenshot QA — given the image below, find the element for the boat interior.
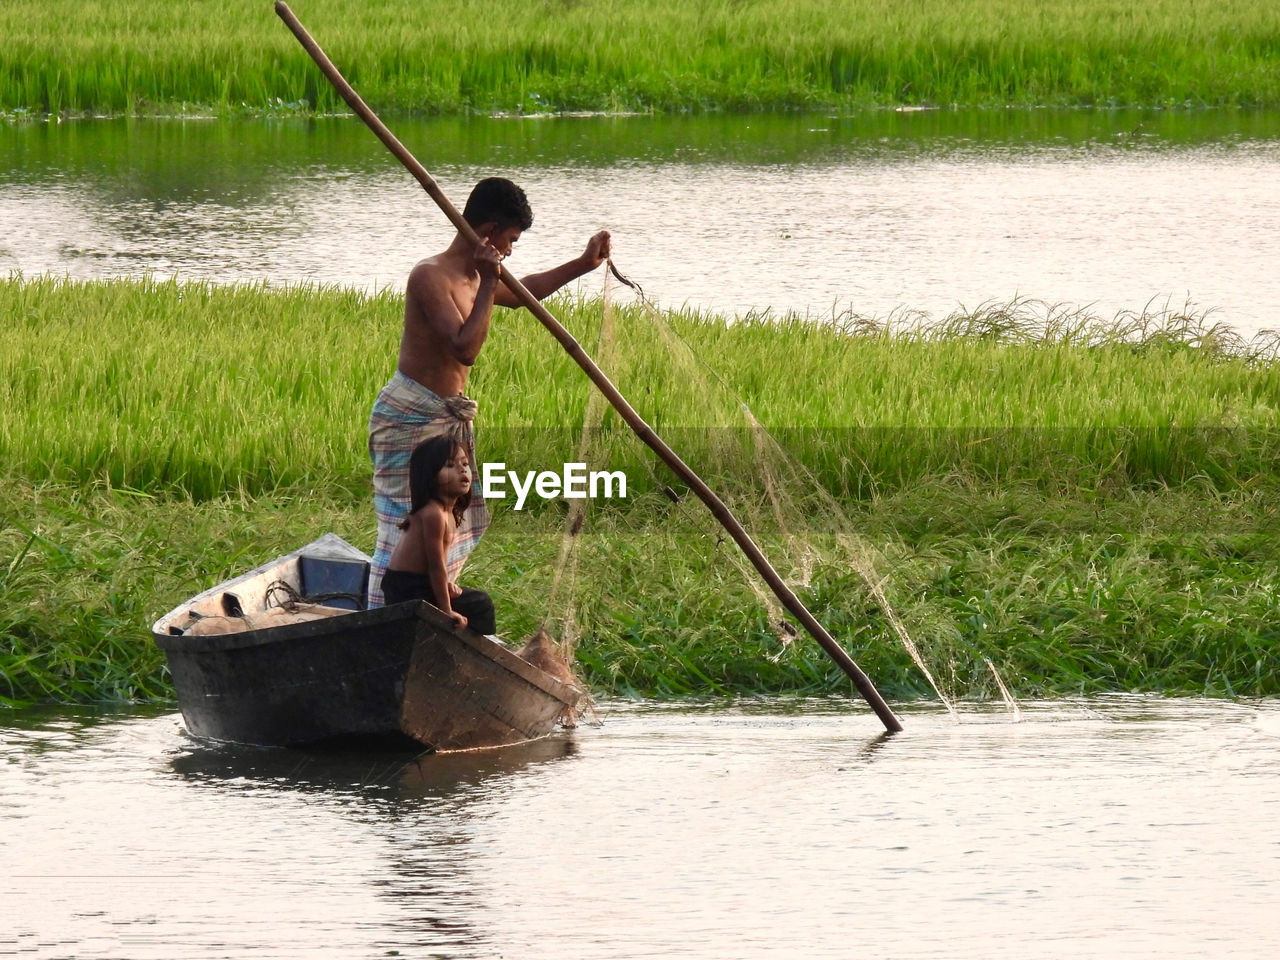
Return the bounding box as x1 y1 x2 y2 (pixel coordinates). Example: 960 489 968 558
161 551 370 637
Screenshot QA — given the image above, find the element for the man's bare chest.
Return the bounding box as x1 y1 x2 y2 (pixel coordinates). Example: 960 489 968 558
446 277 482 320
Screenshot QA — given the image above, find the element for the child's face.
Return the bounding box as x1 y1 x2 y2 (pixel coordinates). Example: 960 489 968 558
436 447 472 498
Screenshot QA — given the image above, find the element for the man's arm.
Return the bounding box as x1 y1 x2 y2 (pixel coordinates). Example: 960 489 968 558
495 230 611 308
408 244 503 367
450 273 499 367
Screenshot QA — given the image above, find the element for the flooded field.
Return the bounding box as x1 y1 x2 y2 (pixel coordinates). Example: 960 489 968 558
3 697 1278 958
3 109 1279 335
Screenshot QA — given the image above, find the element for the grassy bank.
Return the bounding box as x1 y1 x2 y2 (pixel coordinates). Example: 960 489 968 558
4 479 1277 708
3 1 1279 117
2 277 1278 706
4 277 1278 499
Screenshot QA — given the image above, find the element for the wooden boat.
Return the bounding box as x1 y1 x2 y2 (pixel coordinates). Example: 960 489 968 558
152 533 581 752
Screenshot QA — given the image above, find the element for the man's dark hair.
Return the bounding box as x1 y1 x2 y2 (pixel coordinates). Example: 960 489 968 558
462 177 533 231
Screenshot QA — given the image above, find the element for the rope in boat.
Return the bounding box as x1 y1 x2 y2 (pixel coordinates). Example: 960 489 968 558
264 579 362 612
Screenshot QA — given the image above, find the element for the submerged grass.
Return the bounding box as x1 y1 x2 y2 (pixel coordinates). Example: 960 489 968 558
2 1 1280 116
2 276 1277 706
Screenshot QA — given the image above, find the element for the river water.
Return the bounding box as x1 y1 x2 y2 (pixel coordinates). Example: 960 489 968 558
3 109 1280 336
3 697 1278 958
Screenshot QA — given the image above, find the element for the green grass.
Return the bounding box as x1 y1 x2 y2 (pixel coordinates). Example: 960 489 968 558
3 276 1277 501
3 478 1277 707
2 0 1279 116
2 276 1278 706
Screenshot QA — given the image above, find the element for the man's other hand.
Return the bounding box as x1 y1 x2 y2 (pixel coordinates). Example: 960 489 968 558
580 230 611 270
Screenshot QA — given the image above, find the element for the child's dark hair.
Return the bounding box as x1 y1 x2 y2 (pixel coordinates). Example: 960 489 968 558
399 436 471 530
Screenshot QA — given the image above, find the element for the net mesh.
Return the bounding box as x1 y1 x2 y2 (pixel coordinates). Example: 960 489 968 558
526 261 1022 720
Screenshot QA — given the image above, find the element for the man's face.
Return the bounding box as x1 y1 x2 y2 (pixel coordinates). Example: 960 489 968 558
480 223 523 258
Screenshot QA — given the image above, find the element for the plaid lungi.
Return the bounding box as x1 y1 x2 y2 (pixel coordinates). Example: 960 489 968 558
367 372 491 607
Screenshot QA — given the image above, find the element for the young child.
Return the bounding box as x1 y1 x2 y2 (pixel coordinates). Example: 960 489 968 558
381 436 496 633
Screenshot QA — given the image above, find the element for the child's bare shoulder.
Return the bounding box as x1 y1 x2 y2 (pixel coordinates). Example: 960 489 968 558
416 500 451 533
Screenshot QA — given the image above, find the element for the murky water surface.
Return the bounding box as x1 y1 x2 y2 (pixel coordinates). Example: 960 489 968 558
3 110 1279 335
3 697 1278 958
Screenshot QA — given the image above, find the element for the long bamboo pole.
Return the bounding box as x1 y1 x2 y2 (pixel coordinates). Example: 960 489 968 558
274 2 903 733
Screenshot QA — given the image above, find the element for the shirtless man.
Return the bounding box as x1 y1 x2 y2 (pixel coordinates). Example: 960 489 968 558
367 176 610 607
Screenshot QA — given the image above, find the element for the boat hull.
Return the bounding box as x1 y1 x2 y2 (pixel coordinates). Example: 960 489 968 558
153 535 579 751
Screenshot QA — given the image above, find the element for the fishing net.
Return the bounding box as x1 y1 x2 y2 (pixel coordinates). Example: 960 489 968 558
523 261 1023 719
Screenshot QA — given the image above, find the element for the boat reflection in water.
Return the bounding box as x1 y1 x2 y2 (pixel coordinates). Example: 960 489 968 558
166 723 578 957
168 731 579 801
